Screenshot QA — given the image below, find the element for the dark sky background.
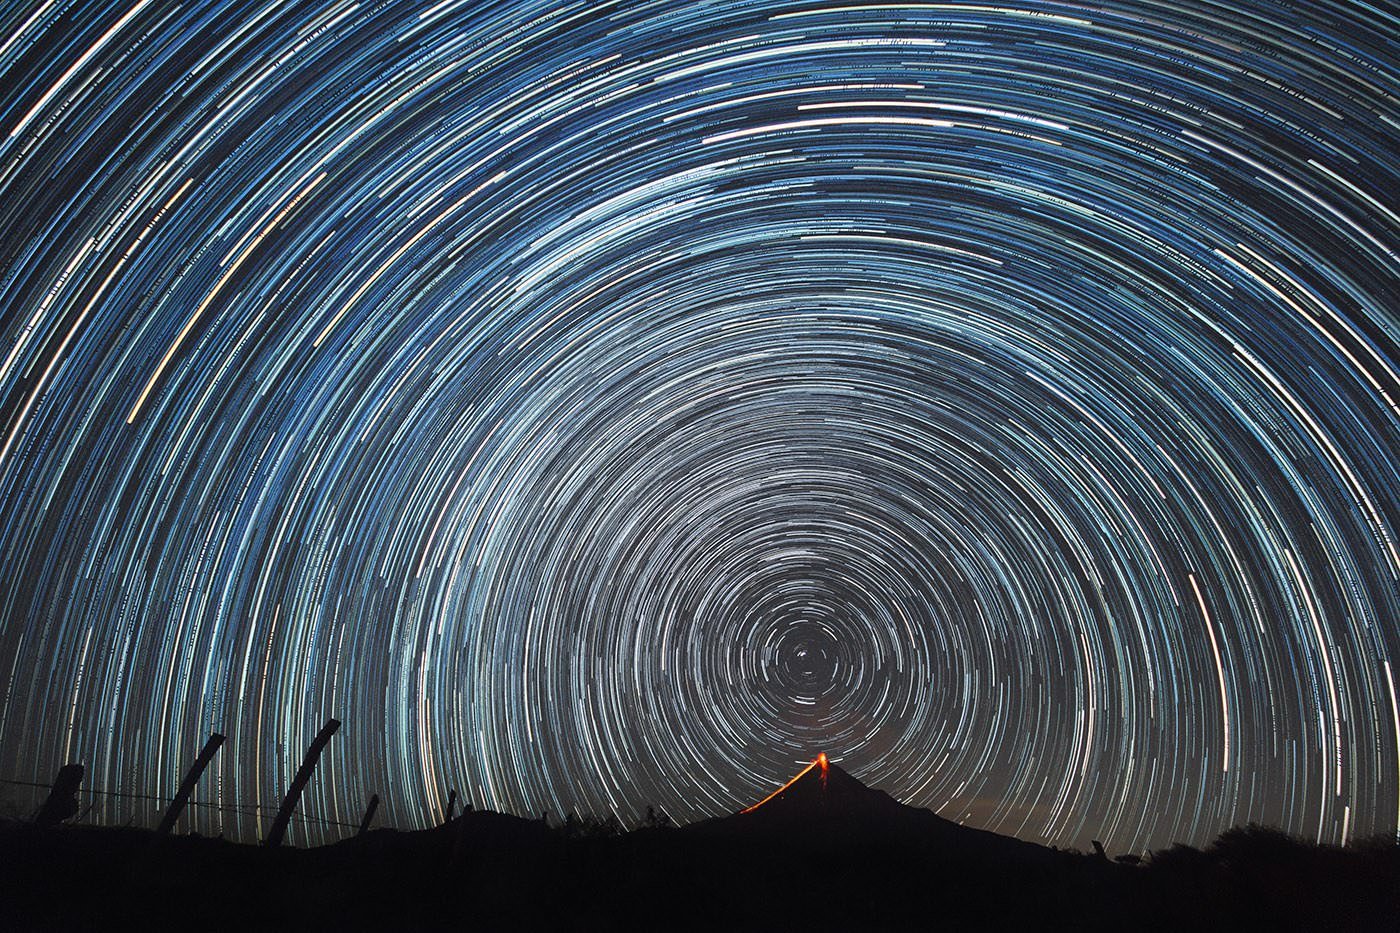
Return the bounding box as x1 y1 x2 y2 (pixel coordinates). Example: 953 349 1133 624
0 0 1395 854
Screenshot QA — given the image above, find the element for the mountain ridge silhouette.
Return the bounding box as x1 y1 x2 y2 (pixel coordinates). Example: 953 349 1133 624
3 760 1398 931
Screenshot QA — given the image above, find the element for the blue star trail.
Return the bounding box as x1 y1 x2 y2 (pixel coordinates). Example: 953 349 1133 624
0 0 1395 854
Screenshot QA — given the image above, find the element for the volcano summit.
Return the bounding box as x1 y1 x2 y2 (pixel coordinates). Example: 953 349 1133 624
694 754 1067 868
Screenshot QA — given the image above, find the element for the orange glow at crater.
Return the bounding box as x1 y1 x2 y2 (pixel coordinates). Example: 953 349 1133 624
741 754 829 813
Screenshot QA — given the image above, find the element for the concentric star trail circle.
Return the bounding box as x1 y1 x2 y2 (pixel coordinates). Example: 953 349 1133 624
0 1 1395 853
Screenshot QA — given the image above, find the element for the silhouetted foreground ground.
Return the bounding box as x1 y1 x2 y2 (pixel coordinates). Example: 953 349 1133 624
3 815 1397 931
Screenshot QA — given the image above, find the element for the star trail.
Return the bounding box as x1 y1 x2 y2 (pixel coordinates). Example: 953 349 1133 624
0 0 1395 854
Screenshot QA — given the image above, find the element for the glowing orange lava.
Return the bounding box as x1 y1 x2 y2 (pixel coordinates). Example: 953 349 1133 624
741 754 829 813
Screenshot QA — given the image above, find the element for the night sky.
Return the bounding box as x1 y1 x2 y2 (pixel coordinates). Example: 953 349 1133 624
0 0 1395 854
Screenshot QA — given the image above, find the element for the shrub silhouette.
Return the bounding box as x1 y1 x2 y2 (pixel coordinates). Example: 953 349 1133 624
639 805 671 830
1208 823 1305 865
559 812 623 840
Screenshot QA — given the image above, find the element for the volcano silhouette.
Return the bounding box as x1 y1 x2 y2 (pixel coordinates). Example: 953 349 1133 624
739 752 899 818
694 753 1063 865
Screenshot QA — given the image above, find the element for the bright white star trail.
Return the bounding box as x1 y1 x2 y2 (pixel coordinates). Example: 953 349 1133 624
0 0 1395 854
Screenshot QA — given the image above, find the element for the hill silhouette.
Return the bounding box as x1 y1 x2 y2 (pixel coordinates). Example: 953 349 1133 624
2 756 1397 930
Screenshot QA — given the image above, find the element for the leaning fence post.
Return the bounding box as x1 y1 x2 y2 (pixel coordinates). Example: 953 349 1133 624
35 763 84 828
156 733 225 835
264 718 340 848
357 794 379 836
443 788 457 825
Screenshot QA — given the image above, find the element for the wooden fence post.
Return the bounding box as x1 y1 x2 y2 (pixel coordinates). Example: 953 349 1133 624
35 763 83 828
357 794 379 836
264 718 340 847
443 788 457 825
156 733 225 835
